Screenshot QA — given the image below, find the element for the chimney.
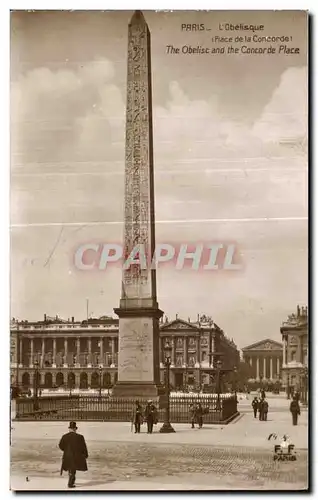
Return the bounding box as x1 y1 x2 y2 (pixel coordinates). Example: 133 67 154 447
197 313 200 322
72 316 74 323
176 313 178 320
44 313 47 322
297 305 300 317
188 317 190 323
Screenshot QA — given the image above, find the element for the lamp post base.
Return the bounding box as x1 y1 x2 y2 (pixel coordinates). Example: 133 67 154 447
159 422 176 433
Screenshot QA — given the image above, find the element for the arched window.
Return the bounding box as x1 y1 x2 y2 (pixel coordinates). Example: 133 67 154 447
68 372 75 388
80 372 88 389
22 372 30 388
44 372 53 388
103 372 111 387
56 372 64 387
91 372 99 388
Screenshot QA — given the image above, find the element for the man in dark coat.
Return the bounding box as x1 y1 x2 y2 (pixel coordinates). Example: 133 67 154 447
262 399 269 421
290 396 301 426
251 397 259 418
144 400 158 434
196 403 203 429
189 403 196 428
59 421 88 488
131 400 143 433
258 398 264 421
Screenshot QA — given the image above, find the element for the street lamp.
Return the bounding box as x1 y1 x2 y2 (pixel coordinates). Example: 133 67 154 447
159 341 175 433
99 365 102 398
33 360 39 411
303 367 308 405
286 372 290 399
69 376 74 397
216 360 222 411
233 365 237 401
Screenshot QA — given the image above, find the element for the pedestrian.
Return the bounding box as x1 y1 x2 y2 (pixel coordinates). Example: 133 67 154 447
251 396 259 418
262 398 269 421
261 389 266 400
131 400 143 434
290 396 301 426
189 403 196 429
58 421 88 489
144 400 158 434
258 398 264 421
196 402 203 429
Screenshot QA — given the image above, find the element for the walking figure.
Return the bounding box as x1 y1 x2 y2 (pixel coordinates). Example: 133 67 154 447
258 398 264 421
262 398 269 421
290 396 301 426
131 400 143 433
196 402 203 429
144 400 158 434
59 421 88 488
189 403 196 429
252 397 259 418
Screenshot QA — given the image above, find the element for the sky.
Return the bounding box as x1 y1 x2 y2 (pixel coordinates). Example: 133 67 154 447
10 10 308 349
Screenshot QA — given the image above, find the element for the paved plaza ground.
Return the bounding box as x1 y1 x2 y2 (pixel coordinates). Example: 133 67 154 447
10 395 308 491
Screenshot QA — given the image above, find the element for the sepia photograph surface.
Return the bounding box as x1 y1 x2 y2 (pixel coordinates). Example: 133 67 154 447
10 9 308 491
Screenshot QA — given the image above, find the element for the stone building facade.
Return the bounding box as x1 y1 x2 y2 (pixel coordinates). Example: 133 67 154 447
10 314 239 392
242 339 283 383
280 305 308 401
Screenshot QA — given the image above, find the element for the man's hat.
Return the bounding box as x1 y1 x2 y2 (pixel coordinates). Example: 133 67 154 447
69 421 77 430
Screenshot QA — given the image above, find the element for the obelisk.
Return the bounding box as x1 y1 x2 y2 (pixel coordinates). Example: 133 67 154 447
113 11 163 398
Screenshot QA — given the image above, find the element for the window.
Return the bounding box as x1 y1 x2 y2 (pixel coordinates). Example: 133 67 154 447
201 352 207 362
176 338 183 348
176 355 183 367
291 351 296 362
189 337 196 347
188 356 195 367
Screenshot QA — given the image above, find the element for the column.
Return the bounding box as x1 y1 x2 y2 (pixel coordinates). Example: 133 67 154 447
159 337 163 366
283 337 287 366
256 357 260 380
30 338 34 367
19 338 23 367
111 338 116 367
52 338 57 367
100 337 104 366
211 334 215 367
270 357 273 381
171 338 176 367
263 357 266 379
76 337 80 367
277 357 280 379
183 337 188 366
87 338 92 367
41 338 45 368
195 336 200 366
297 336 302 363
64 339 68 367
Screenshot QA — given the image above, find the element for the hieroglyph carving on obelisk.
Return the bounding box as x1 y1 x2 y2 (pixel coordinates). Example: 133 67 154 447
121 10 157 306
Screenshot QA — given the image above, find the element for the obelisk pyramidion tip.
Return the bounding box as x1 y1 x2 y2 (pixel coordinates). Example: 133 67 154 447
130 10 146 26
